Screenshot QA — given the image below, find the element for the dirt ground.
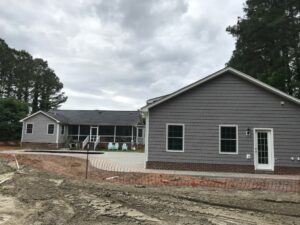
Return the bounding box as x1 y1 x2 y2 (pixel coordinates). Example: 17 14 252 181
0 146 19 151
0 156 300 225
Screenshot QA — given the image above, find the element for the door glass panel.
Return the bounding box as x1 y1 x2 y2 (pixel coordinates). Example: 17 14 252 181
90 127 97 142
257 132 268 164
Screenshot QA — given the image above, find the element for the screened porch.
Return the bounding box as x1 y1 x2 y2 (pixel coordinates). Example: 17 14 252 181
67 125 144 148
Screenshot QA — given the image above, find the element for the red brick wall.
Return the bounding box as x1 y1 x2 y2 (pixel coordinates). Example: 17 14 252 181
146 161 300 174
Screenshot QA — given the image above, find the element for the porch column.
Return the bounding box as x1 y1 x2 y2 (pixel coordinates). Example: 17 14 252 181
113 126 116 143
78 125 80 142
56 123 60 149
131 126 134 144
136 126 139 144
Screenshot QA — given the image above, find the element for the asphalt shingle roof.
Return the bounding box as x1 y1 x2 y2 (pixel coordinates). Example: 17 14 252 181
46 110 142 126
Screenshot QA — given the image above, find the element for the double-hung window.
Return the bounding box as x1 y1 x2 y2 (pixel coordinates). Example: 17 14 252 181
48 124 55 135
166 124 184 152
219 125 238 154
26 123 33 134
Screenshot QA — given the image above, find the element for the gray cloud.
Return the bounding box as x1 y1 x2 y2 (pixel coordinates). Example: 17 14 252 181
0 0 244 110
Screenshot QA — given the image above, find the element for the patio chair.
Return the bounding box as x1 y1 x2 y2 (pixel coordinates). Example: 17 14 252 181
108 142 114 150
114 142 119 150
122 143 128 151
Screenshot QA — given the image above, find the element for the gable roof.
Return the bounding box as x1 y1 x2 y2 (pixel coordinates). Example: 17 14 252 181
20 110 61 123
21 110 142 126
141 67 300 111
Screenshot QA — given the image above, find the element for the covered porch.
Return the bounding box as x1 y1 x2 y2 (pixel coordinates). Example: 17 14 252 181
67 125 144 150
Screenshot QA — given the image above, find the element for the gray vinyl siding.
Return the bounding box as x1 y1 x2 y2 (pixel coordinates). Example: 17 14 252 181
22 114 58 143
148 72 300 167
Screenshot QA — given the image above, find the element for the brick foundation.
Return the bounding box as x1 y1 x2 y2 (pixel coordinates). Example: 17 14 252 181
146 161 300 174
21 142 65 149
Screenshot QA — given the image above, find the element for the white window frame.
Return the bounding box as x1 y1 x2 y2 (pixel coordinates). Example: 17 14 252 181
61 125 65 135
166 123 185 152
219 124 238 155
25 123 34 134
47 123 55 135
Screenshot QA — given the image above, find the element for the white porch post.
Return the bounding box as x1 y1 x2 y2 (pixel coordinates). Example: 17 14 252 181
21 122 24 148
114 126 116 143
136 126 139 145
78 125 80 141
144 112 149 168
131 126 134 145
56 123 60 149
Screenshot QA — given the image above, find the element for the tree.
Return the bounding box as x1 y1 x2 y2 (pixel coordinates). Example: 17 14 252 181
0 98 28 141
226 0 300 97
31 58 67 112
0 38 67 112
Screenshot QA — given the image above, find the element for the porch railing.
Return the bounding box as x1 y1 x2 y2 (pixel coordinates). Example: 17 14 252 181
82 135 89 150
94 136 100 150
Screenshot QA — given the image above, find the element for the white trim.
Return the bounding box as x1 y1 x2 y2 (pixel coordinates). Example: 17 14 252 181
20 110 60 123
47 123 55 135
56 123 60 148
113 126 116 143
21 122 24 142
78 125 80 141
166 123 185 152
219 125 238 155
141 67 300 112
144 112 149 168
253 128 274 171
25 123 34 134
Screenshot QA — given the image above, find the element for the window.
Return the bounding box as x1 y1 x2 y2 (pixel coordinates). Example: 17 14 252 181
48 124 55 135
26 123 33 134
61 125 65 135
219 125 238 154
138 128 143 137
166 124 184 152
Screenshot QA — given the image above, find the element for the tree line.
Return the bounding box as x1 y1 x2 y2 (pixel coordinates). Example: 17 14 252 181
0 38 67 141
0 38 67 112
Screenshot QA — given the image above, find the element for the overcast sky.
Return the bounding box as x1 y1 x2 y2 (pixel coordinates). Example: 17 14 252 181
0 0 244 110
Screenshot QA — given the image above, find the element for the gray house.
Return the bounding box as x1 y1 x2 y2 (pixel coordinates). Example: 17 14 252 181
20 110 145 150
142 67 300 174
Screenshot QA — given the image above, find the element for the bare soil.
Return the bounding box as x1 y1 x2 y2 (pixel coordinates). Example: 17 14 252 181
0 156 299 224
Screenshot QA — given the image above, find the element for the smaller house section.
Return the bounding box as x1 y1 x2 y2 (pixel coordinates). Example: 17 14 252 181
20 110 145 150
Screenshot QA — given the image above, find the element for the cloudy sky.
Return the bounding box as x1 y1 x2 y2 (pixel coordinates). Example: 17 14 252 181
0 0 244 110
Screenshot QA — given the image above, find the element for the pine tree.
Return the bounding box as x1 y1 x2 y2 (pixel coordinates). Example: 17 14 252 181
227 0 300 97
0 38 67 112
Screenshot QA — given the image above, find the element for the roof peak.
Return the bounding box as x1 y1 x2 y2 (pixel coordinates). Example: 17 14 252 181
142 67 300 111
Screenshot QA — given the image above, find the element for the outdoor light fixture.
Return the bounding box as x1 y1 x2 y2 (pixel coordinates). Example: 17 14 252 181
246 127 251 136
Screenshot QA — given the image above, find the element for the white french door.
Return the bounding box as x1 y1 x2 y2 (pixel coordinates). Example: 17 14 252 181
90 126 98 142
254 128 274 171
